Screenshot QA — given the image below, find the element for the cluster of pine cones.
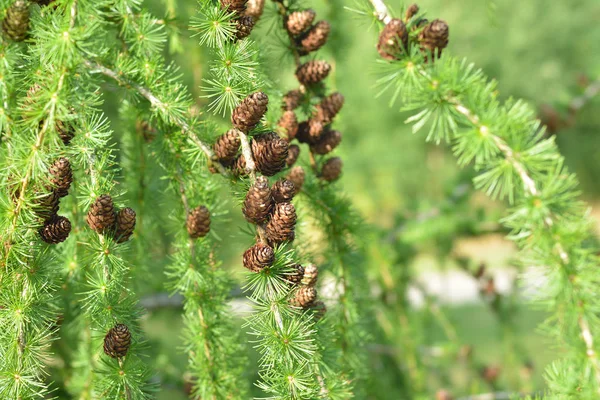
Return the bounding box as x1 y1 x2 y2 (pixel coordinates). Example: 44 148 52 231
377 3 449 61
220 0 265 40
2 0 55 42
86 194 136 243
37 158 73 244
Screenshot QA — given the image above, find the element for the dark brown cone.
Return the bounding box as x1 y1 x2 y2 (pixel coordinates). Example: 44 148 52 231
251 132 289 176
301 263 318 287
298 21 330 54
286 9 316 36
405 4 419 21
271 179 295 203
286 166 305 194
2 0 30 42
286 264 305 286
295 60 331 86
282 90 303 111
103 324 131 358
418 19 449 57
35 191 60 221
214 129 241 163
39 215 71 244
220 0 247 14
232 155 248 176
296 120 321 144
86 195 116 233
278 111 298 140
286 144 300 167
378 18 408 61
187 205 211 239
115 208 136 243
242 176 273 224
313 92 345 124
311 301 327 321
235 15 255 40
243 243 274 272
48 157 72 198
320 157 342 182
56 120 75 145
244 0 265 21
232 91 268 132
265 202 296 245
290 286 317 308
310 129 341 155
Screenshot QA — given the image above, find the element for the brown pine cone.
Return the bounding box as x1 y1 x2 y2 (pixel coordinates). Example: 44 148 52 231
271 179 295 203
286 264 305 286
290 286 317 308
286 9 316 36
86 194 116 233
265 202 296 245
244 0 265 21
301 263 318 287
220 0 247 14
251 132 288 176
48 157 72 198
232 155 248 176
242 176 273 224
295 60 331 86
320 157 342 182
115 207 136 243
187 205 211 239
286 144 300 167
2 0 30 42
313 92 344 124
278 111 298 140
56 119 75 145
103 324 132 358
310 129 341 155
232 91 268 132
418 19 449 57
235 15 255 40
39 215 71 244
35 191 60 221
243 243 274 272
282 89 303 111
286 166 305 194
405 3 419 21
378 18 408 61
298 21 330 54
214 130 241 163
296 120 322 144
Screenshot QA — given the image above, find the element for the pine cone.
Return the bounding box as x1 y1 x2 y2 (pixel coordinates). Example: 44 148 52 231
286 144 300 167
286 264 305 286
86 194 116 233
298 21 330 54
232 155 248 176
286 9 315 36
220 0 247 14
265 202 296 245
242 176 273 224
311 301 327 321
252 132 288 176
243 243 274 272
378 18 408 61
296 120 323 144
271 179 295 203
418 19 449 57
48 157 72 198
187 205 211 239
2 0 30 42
278 111 298 141
56 120 75 145
320 157 342 182
282 89 303 111
115 207 136 243
214 130 241 163
35 191 60 221
405 3 419 20
235 15 255 40
39 215 71 244
290 286 317 308
103 324 131 358
232 91 268 132
286 166 305 194
244 0 265 21
295 60 331 86
310 129 341 155
313 92 344 124
301 263 318 287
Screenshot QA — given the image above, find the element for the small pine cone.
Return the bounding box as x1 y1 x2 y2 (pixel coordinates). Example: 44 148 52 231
235 15 255 40
286 166 305 194
286 144 300 167
286 9 316 36
243 243 274 272
271 179 295 203
378 18 408 61
2 0 30 42
220 0 247 14
187 205 211 239
39 215 71 244
214 130 241 163
103 324 132 358
320 157 342 182
48 157 72 198
35 191 60 221
242 176 273 224
278 111 298 141
115 208 136 243
295 60 331 86
282 89 303 111
405 3 419 21
290 286 317 308
298 21 330 54
310 129 341 155
232 91 269 132
86 195 116 234
244 0 265 21
56 120 75 145
232 155 248 176
296 120 320 144
313 92 344 124
301 263 318 287
252 132 289 176
286 264 305 286
265 202 296 245
311 301 327 321
418 19 449 57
